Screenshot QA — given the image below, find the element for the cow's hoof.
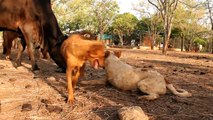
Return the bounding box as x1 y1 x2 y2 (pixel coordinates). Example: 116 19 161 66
3 48 6 54
42 54 50 60
55 67 66 73
32 64 40 71
14 62 21 68
5 56 11 60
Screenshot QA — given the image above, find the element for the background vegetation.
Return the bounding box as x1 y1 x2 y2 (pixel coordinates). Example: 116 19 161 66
52 0 213 54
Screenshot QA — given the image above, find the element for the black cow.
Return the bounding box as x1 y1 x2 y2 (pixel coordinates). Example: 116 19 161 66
2 31 26 62
2 31 49 62
0 0 66 70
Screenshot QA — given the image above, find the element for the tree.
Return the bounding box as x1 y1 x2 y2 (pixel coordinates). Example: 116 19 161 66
111 13 138 45
134 1 164 49
90 0 119 40
148 0 179 54
52 0 119 35
141 14 163 49
173 0 206 52
52 0 95 32
206 0 213 30
205 0 213 53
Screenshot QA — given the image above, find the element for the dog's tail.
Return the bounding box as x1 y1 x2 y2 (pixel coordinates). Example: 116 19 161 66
166 84 192 97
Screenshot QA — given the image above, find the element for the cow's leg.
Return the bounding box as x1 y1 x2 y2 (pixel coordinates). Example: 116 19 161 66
19 24 39 71
2 32 14 60
2 38 7 54
2 32 8 55
2 39 11 59
15 37 26 67
40 44 49 59
13 39 19 49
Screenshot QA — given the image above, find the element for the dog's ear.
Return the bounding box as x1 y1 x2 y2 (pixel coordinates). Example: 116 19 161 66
105 50 110 58
113 50 121 58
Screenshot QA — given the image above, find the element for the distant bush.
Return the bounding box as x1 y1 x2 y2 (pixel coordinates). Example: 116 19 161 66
193 37 207 46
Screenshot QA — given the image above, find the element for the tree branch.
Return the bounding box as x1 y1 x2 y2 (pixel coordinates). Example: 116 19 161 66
179 0 202 8
148 0 161 11
207 0 213 30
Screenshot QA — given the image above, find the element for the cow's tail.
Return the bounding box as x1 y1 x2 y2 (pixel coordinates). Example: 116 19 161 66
166 84 192 97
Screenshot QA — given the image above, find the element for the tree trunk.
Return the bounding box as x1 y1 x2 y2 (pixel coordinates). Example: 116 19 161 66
181 33 184 52
162 2 168 54
211 37 213 53
151 29 157 50
118 34 124 46
162 17 171 54
163 33 170 54
162 18 167 54
147 0 178 54
211 30 213 54
148 31 154 50
207 0 213 53
151 35 154 50
150 20 157 50
99 25 104 41
163 15 173 54
139 33 142 46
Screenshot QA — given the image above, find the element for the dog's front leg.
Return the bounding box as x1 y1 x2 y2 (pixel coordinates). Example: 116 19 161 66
66 65 74 105
72 68 81 92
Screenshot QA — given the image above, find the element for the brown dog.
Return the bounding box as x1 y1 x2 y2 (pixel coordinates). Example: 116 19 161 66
60 34 105 105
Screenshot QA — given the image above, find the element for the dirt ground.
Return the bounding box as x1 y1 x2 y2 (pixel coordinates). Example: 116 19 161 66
0 47 212 120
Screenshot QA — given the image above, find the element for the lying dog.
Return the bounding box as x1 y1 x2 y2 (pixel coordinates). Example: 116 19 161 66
104 50 192 100
60 34 105 104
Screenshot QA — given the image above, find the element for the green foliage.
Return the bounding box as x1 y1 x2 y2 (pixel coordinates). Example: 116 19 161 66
111 13 138 44
50 0 212 52
52 0 118 34
170 0 210 50
112 13 138 35
171 27 182 38
52 0 94 32
193 37 207 46
91 0 119 32
137 18 149 33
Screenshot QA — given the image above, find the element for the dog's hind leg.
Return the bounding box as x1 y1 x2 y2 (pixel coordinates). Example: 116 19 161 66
79 63 86 79
137 79 160 100
138 93 160 100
